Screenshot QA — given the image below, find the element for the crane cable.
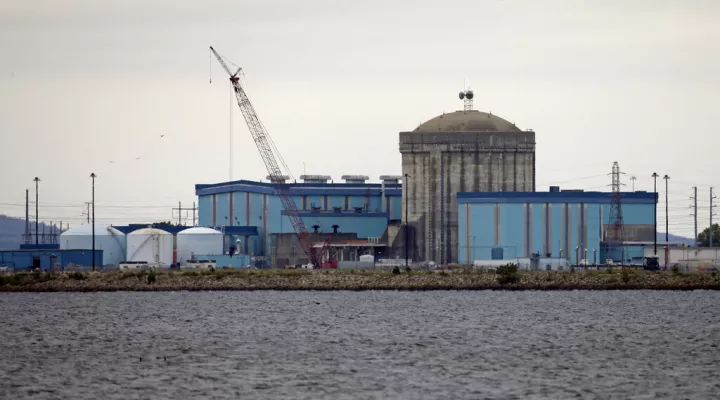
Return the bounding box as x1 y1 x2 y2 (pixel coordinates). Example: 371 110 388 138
209 49 295 181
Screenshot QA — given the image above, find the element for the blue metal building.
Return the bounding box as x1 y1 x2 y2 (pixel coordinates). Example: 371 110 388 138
457 191 657 265
195 176 402 258
0 249 104 271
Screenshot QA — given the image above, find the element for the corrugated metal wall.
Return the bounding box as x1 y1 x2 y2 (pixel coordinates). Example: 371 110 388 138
458 200 654 264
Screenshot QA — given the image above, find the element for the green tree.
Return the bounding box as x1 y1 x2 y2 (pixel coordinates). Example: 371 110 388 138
697 223 720 247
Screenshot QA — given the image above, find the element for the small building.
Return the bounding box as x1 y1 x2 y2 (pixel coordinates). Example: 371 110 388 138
0 249 104 271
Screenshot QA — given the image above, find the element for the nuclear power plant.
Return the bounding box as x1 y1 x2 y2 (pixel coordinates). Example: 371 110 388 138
0 53 661 271
0 86 659 271
190 84 656 268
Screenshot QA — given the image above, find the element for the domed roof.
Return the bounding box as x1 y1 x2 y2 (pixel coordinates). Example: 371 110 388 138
60 223 125 236
178 227 222 235
414 110 521 133
128 227 171 236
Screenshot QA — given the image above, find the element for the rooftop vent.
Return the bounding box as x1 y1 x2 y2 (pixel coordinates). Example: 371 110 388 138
299 175 331 184
549 186 560 193
266 175 290 184
379 175 403 184
341 175 369 184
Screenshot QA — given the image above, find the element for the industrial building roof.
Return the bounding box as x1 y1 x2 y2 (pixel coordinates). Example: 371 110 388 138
457 191 658 204
414 110 522 133
195 179 402 197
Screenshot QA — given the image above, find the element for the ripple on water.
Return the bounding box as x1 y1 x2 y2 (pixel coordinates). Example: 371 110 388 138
0 290 719 399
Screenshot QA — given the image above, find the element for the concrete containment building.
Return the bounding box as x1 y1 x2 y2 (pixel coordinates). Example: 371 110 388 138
400 94 536 264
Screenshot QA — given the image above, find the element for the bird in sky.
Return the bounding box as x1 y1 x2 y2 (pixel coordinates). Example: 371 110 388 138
109 161 114 163
136 156 140 160
160 134 164 138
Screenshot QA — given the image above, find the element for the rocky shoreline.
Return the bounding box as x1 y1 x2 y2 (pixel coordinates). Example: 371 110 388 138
1 268 719 292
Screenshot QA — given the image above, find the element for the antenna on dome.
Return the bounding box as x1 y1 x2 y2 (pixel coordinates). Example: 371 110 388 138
459 88 474 111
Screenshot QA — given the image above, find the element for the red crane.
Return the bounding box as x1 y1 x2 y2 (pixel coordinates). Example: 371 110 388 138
210 46 324 267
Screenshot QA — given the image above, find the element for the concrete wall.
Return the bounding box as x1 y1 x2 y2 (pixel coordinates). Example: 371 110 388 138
644 246 720 268
400 130 536 264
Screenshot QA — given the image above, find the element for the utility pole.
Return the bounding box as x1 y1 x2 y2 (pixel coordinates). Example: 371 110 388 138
711 187 716 248
178 201 182 225
663 175 670 268
25 189 29 244
404 173 411 267
630 176 636 192
90 173 96 271
33 177 40 246
652 172 659 256
193 201 196 226
690 187 697 247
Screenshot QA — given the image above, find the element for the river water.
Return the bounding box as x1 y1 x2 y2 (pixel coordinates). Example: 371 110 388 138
1 291 718 399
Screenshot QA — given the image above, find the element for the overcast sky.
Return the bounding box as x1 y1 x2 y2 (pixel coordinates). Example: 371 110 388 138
1 0 718 237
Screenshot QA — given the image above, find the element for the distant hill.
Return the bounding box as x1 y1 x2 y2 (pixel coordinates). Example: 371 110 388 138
657 232 694 246
0 215 55 250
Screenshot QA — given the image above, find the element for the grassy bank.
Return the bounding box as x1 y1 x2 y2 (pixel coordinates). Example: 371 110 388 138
1 267 719 292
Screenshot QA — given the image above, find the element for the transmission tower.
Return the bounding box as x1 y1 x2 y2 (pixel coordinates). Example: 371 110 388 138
605 162 626 264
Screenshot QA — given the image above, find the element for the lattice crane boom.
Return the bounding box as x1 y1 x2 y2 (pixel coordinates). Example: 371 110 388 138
210 46 320 266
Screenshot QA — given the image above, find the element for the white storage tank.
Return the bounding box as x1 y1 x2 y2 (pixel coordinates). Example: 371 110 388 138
176 227 223 265
359 254 375 263
126 227 173 267
60 223 126 267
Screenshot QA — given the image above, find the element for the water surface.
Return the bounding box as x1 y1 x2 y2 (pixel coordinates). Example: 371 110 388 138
1 291 718 399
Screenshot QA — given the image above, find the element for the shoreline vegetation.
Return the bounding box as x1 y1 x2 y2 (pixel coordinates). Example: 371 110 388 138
1 265 719 292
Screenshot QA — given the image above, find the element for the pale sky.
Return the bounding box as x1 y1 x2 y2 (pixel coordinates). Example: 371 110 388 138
1 0 718 237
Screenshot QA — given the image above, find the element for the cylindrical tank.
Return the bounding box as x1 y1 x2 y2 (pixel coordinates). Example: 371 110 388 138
359 254 374 263
176 227 223 265
60 223 126 267
126 228 173 267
